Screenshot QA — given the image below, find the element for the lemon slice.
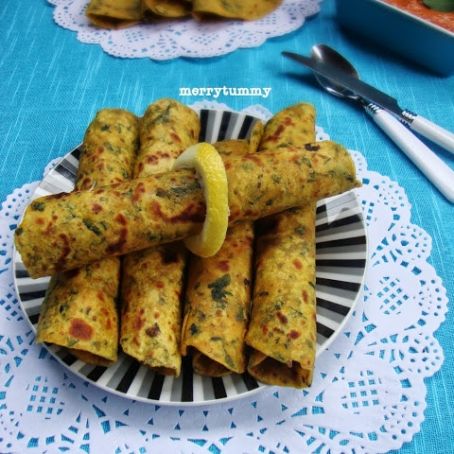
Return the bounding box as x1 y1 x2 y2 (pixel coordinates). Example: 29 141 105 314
173 142 229 257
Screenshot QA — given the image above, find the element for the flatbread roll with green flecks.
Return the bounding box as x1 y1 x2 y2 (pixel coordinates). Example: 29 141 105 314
192 0 282 20
15 141 359 278
181 139 259 377
246 203 317 387
86 0 143 28
246 102 318 388
36 109 139 366
258 103 316 152
134 98 200 176
182 221 254 376
120 99 200 376
141 0 192 19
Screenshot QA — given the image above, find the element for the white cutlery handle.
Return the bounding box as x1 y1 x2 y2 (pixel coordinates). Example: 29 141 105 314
368 107 454 203
405 112 454 155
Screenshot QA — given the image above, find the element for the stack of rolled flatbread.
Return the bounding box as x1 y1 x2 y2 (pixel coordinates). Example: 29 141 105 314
15 99 359 388
85 0 284 29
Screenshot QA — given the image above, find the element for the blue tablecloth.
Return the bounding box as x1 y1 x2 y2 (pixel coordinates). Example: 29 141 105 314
1 0 453 452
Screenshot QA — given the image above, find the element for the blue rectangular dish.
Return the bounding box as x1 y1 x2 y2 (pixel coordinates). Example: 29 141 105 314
335 0 454 76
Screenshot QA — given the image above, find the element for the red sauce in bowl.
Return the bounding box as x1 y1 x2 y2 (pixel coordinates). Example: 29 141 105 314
383 0 454 32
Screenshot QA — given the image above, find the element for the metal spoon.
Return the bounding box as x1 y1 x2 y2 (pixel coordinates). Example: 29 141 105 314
310 44 454 203
311 45 361 102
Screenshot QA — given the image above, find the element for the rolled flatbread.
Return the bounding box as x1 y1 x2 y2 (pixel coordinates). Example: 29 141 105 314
35 109 139 365
181 139 258 376
15 142 359 278
246 203 317 387
86 0 143 29
246 103 318 387
192 0 282 20
142 0 192 19
120 99 200 376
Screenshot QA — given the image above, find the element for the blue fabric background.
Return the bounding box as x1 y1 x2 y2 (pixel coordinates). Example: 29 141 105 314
1 0 453 452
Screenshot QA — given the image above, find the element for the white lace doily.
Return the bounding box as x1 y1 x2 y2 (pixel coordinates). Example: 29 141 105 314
0 103 447 453
48 0 321 59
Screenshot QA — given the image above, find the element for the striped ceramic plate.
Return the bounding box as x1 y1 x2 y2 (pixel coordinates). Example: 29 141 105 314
14 109 367 405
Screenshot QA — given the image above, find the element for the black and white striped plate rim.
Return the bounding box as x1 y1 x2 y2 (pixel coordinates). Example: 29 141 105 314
14 109 367 405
